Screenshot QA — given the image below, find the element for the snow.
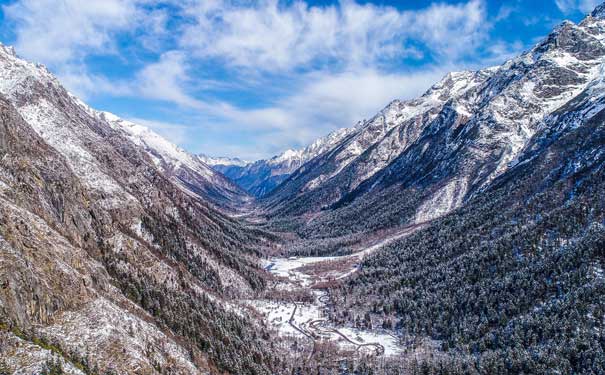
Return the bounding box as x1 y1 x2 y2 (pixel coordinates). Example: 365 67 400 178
415 177 468 223
264 256 340 287
258 229 424 357
246 296 404 357
468 21 605 190
0 43 142 208
592 3 605 19
247 299 322 337
41 297 199 373
101 111 215 180
338 327 402 356
274 149 302 163
550 51 581 67
305 174 329 191
0 179 9 193
2 332 86 375
19 100 137 207
301 69 496 194
262 127 355 174
129 218 155 245
199 154 248 167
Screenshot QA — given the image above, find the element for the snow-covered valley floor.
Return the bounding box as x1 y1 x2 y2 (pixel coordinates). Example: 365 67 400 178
244 226 425 358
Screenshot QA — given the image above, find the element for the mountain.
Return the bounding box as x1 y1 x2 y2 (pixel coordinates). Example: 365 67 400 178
0 43 280 374
260 8 605 251
338 47 605 373
212 127 354 198
3 2 605 374
199 154 248 167
97 113 253 212
263 69 493 213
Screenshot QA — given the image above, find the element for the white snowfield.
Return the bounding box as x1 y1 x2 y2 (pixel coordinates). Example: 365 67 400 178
337 327 402 357
199 154 249 167
264 256 341 287
248 299 322 338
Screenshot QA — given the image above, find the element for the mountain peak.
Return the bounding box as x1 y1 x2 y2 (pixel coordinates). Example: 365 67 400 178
0 42 16 57
591 2 605 19
199 154 249 167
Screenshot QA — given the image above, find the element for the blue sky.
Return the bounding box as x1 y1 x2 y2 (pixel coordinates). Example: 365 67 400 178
0 0 601 160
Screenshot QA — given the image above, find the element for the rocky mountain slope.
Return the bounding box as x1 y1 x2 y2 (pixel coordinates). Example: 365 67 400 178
212 127 354 198
99 112 253 212
338 49 605 373
261 7 605 248
0 43 281 374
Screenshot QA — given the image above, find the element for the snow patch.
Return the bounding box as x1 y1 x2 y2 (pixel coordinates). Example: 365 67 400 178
415 178 468 223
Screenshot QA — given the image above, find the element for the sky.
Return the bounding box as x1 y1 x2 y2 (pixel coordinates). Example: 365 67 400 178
0 0 600 160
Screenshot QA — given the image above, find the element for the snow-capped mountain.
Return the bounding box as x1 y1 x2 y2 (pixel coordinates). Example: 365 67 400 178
0 42 276 373
199 154 249 167
214 127 355 197
98 112 252 210
340 63 605 374
262 8 605 236
262 68 494 212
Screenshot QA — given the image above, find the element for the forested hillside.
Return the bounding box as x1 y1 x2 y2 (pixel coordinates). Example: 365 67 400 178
335 85 605 374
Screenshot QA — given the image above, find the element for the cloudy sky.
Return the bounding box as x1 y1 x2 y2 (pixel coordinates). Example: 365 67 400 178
0 0 599 160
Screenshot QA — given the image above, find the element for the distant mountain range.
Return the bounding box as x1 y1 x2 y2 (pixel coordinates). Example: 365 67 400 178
205 127 354 197
199 154 249 167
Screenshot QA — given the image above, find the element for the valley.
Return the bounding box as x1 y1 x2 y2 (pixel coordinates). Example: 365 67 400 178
1 2 605 374
243 224 427 362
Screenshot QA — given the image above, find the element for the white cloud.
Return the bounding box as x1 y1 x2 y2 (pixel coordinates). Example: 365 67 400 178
2 0 174 100
58 49 209 109
2 0 517 160
180 0 489 71
2 0 145 64
58 66 134 100
555 0 601 14
192 68 448 159
135 51 206 109
495 2 519 22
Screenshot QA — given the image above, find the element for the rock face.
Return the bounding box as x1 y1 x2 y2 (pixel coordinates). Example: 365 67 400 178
261 10 605 241
213 128 355 198
0 44 277 374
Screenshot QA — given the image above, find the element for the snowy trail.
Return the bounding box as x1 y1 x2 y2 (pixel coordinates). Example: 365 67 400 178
306 291 385 355
282 291 386 357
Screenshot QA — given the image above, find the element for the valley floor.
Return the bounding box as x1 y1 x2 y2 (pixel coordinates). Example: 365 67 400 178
243 226 425 360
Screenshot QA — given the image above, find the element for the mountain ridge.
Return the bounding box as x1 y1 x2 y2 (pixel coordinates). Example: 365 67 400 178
0 39 279 374
212 126 355 197
253 10 605 248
